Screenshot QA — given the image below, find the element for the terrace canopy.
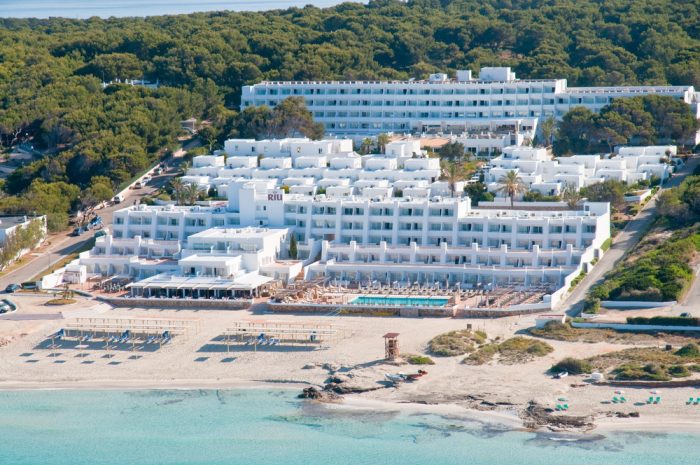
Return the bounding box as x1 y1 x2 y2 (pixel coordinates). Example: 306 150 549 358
127 273 274 299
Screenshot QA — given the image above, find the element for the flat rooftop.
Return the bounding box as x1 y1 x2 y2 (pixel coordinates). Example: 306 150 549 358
0 216 35 231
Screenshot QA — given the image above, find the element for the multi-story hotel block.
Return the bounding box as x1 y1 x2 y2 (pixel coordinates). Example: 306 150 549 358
241 67 699 136
484 146 675 197
74 137 614 308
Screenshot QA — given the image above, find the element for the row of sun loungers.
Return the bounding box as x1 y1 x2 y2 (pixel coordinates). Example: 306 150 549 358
51 329 171 346
242 335 281 346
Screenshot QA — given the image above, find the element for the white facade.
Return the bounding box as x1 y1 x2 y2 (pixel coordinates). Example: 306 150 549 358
485 146 672 197
79 226 301 290
91 181 610 293
241 67 698 136
187 137 444 199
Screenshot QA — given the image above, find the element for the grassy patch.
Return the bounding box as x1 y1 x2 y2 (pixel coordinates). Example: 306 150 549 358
428 329 487 357
550 357 593 375
463 343 499 365
404 354 435 365
531 321 700 345
46 298 76 305
586 346 700 381
589 228 700 302
568 270 586 292
463 337 553 365
675 343 700 357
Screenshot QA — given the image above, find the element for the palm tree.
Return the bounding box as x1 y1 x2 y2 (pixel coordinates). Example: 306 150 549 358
183 183 203 205
561 182 582 209
376 133 390 153
169 178 185 205
445 160 459 197
359 137 373 155
496 170 526 207
539 116 556 148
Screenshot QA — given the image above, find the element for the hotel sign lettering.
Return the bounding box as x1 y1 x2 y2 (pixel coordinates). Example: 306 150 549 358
267 190 284 202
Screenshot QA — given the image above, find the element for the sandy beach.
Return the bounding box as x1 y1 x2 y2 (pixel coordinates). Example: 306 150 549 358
1 293 699 434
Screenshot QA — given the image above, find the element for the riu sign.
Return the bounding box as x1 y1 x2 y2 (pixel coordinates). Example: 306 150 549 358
267 190 284 201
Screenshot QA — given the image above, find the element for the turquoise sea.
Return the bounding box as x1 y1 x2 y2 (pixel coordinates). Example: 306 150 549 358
0 389 698 465
1 1 355 19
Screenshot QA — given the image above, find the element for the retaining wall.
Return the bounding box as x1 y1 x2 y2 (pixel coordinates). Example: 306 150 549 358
601 300 676 309
572 322 700 332
267 302 455 317
101 297 253 310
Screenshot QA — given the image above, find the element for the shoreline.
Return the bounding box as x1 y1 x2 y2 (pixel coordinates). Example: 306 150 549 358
3 377 700 435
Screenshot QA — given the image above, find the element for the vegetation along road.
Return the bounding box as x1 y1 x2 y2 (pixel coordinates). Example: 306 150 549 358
559 156 700 315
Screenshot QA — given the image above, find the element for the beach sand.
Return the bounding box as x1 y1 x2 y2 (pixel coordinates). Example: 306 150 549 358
1 294 699 433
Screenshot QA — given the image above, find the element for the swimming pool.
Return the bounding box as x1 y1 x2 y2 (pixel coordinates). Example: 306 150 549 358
350 295 450 307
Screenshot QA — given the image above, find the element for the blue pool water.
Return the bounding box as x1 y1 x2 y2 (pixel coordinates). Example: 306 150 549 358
0 389 698 465
351 295 450 307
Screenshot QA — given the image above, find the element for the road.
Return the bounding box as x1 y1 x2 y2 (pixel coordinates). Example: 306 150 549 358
557 156 699 315
0 149 191 291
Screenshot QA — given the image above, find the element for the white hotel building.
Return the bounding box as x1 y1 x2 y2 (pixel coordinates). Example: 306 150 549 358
77 137 611 307
485 145 674 197
241 67 699 136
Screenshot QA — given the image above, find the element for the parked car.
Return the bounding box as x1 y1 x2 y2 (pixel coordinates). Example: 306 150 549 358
681 312 691 318
133 181 144 189
94 228 109 238
112 194 125 204
71 227 85 237
154 167 164 175
4 284 20 293
553 371 569 379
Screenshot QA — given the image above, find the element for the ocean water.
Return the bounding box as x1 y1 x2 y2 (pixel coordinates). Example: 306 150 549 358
0 389 698 465
1 0 355 19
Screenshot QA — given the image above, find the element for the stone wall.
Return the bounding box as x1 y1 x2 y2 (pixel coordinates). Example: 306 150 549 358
101 297 253 310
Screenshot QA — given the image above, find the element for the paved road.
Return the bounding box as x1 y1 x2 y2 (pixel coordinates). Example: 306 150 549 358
0 150 191 291
557 156 699 315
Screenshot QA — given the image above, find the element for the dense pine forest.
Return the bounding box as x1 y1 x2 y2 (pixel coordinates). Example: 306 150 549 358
1 0 699 229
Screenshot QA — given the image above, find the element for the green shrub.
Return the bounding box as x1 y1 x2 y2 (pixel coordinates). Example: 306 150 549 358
464 337 553 365
669 365 691 377
582 297 600 314
612 363 670 381
568 270 586 292
590 232 698 302
428 330 486 357
405 355 435 365
551 357 592 375
675 343 700 357
463 343 499 365
627 316 700 327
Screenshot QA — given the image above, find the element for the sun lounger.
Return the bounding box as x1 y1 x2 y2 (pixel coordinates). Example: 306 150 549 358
612 397 619 403
655 396 661 404
694 398 700 405
688 397 694 405
647 396 654 404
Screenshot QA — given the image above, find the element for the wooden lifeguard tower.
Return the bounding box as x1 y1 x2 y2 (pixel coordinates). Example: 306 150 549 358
383 332 400 361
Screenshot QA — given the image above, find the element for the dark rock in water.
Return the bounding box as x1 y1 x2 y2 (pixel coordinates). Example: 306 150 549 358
521 401 594 431
615 411 640 418
299 386 341 402
326 383 382 395
299 387 324 399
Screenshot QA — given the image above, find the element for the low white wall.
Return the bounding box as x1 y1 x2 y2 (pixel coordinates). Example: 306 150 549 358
572 322 700 332
601 300 676 309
